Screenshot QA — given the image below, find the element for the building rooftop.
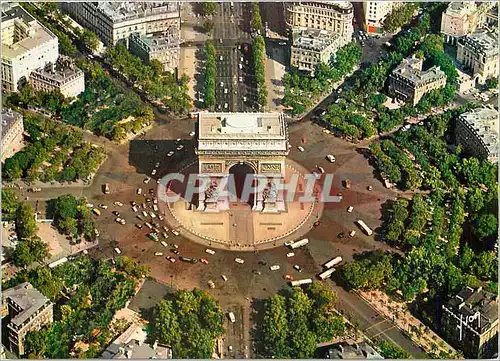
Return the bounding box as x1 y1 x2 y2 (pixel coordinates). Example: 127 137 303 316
445 286 498 335
1 108 23 140
96 2 179 23
458 107 499 156
131 31 180 51
319 341 383 359
1 4 57 59
300 1 353 10
31 56 83 83
101 339 172 359
459 30 499 57
198 113 287 139
3 282 51 327
392 56 447 86
445 1 477 16
292 29 341 52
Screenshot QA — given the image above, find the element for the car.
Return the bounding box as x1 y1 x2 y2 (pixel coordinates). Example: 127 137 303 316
293 264 302 272
132 206 138 212
167 151 174 157
136 215 144 221
144 222 153 229
115 218 122 224
239 63 243 70
258 260 267 266
200 258 209 265
349 230 356 237
286 252 295 258
279 41 287 45
224 103 228 109
149 188 155 194
151 169 157 176
219 55 223 61
367 185 373 191
155 252 163 256
220 81 224 87
162 232 168 239
313 221 321 227
171 249 180 255
326 154 336 163
131 201 137 206
189 131 195 136
242 96 247 102
142 211 148 217
317 166 325 174
234 258 245 264
167 256 176 263
99 204 108 209
150 212 157 218
155 162 160 168
142 203 147 209
206 248 216 255
208 280 216 289
297 146 305 152
221 274 228 281
114 247 122 254
112 211 120 216
172 244 179 249
337 192 343 197
228 312 236 323
347 206 354 213
171 229 180 236
337 232 345 239
270 265 280 271
153 204 158 211
239 76 243 82
177 145 184 151
180 256 198 263
146 198 151 203
86 203 94 208
284 274 294 281
240 56 244 62
284 240 294 247
162 226 168 231
113 201 123 206
252 269 262 275
144 177 151 184
224 88 228 94
153 198 158 204
158 215 164 221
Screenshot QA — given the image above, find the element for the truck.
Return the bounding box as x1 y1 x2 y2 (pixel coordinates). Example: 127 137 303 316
290 278 313 287
103 183 110 194
344 179 351 189
323 256 342 269
357 220 373 236
318 267 336 280
288 238 309 249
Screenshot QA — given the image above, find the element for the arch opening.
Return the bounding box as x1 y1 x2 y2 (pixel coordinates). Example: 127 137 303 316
228 162 255 206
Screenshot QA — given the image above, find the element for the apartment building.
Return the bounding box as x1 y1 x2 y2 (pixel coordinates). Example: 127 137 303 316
129 31 180 73
1 109 24 163
285 1 354 43
1 3 59 92
362 1 396 34
455 107 498 163
61 2 180 47
440 1 496 44
3 282 53 356
29 56 85 98
456 30 498 85
388 55 447 106
442 286 498 358
290 29 343 73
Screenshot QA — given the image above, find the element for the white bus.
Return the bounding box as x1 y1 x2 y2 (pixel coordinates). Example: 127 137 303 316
323 256 342 269
289 238 309 249
357 220 373 236
290 279 313 287
318 267 336 280
48 257 68 269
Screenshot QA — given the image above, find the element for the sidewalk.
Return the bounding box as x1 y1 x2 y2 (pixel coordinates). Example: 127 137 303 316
357 290 460 358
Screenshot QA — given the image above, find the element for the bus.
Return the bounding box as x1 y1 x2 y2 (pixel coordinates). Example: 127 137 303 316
289 238 309 249
49 257 68 269
357 220 373 236
318 268 336 280
290 279 313 287
323 256 342 269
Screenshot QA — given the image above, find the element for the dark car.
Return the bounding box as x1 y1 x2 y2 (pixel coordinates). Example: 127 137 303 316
258 261 267 266
112 211 120 216
136 215 144 221
149 188 155 194
313 107 326 117
337 232 345 239
135 224 143 229
179 256 198 263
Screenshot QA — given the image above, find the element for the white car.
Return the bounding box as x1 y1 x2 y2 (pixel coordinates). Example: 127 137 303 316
154 252 163 256
228 312 236 323
114 247 122 254
142 211 148 217
239 63 243 70
221 274 228 281
113 201 123 206
220 81 224 87
151 169 157 176
153 198 158 204
161 241 168 247
326 154 336 163
189 131 195 136
317 166 325 174
206 249 216 255
234 258 244 264
167 151 174 157
242 96 247 102
177 145 184 151
153 204 158 211
284 240 295 247
219 55 223 61
155 162 160 168
297 146 305 152
144 177 151 184
99 204 108 209
270 265 280 271
224 103 228 109
347 206 354 213
224 88 228 94
286 252 295 258
239 76 243 82
137 188 142 195
349 230 356 237
150 212 157 219
171 229 180 236
145 222 153 229
132 206 138 212
158 215 164 221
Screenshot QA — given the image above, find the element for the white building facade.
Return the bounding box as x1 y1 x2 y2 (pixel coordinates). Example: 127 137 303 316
362 1 394 34
1 4 59 92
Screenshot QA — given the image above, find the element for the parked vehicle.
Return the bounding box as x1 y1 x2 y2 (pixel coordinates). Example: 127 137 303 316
234 258 244 264
318 267 336 280
288 238 309 249
206 249 216 255
92 208 101 216
290 278 313 287
349 230 356 237
270 265 280 271
103 184 110 194
324 256 342 269
228 312 236 323
357 220 373 235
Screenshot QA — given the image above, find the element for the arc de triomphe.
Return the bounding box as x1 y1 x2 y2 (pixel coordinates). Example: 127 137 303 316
195 112 290 213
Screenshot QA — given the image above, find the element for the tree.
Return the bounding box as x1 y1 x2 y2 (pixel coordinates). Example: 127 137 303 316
203 19 214 33
80 29 100 52
383 3 419 33
250 3 263 33
15 203 38 239
259 295 290 357
2 188 20 219
485 77 498 90
24 329 49 358
202 1 217 16
377 340 411 359
3 158 23 180
475 213 497 238
12 237 49 268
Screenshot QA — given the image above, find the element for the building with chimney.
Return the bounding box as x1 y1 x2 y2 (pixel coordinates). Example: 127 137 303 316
441 286 498 358
456 30 498 85
388 55 447 106
3 282 53 356
285 1 354 44
1 109 24 163
290 29 343 73
440 1 496 44
1 3 59 92
61 2 180 47
29 56 85 98
455 107 498 163
129 31 180 73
